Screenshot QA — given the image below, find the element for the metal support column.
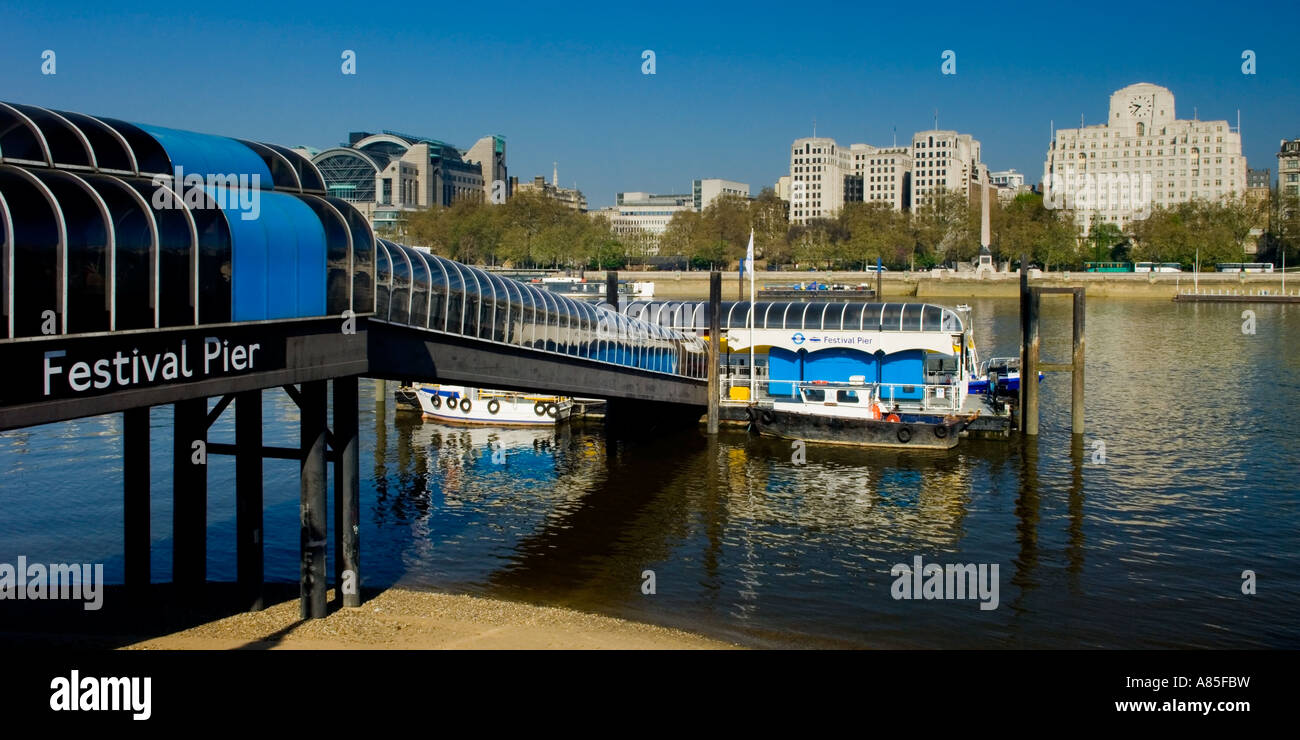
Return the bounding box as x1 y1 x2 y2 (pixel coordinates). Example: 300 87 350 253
299 381 328 619
123 406 150 592
173 397 207 589
1023 287 1041 436
236 390 264 611
707 271 721 434
334 377 361 608
1072 288 1086 435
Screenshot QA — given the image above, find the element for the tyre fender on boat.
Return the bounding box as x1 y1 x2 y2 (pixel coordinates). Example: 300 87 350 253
885 413 901 423
534 401 547 416
460 398 472 413
934 424 948 439
487 399 500 415
545 402 559 419
897 426 912 443
430 394 441 409
760 409 776 425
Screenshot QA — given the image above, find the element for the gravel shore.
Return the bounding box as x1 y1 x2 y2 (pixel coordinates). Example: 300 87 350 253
123 588 739 650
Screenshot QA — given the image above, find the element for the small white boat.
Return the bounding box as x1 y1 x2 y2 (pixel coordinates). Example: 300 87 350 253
415 384 573 426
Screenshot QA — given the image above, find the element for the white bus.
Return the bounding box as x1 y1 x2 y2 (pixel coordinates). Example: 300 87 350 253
1216 263 1274 273
1134 262 1183 273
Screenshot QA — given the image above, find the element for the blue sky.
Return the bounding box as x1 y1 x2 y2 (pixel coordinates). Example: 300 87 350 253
2 0 1297 208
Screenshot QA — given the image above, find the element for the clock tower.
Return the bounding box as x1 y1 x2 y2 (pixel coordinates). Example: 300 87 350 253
1109 83 1175 135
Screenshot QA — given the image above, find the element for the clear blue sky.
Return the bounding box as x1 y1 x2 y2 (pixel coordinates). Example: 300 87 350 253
2 0 1296 208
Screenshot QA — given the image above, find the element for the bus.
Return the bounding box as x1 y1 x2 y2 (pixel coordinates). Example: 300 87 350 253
1084 261 1134 272
1134 262 1183 272
1216 263 1274 273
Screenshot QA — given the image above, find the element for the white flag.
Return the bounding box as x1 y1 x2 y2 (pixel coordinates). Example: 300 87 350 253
742 230 754 276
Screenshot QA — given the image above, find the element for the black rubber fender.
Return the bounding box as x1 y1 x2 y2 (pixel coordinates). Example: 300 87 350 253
897 426 913 443
487 399 500 415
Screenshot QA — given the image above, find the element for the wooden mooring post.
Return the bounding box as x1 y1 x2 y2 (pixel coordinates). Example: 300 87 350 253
1019 263 1085 436
707 271 721 434
606 270 619 312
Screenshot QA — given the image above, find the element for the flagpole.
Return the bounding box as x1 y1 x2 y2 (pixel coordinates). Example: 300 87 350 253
748 229 756 401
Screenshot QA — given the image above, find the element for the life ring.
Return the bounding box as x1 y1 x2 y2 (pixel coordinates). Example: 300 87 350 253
868 404 882 420
897 426 912 443
460 398 472 413
430 394 441 409
760 409 776 425
545 402 559 419
885 413 901 423
487 399 500 415
934 425 948 439
534 401 547 416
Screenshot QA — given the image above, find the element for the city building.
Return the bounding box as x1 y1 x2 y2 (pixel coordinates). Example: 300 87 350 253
911 130 986 209
311 130 507 232
788 137 853 224
602 191 694 239
511 164 587 211
1279 139 1300 200
1247 168 1272 204
990 169 1025 188
1044 82 1247 231
693 178 749 212
853 144 911 211
775 175 792 201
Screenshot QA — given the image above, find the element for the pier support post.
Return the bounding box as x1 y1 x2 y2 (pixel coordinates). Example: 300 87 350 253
172 397 207 590
123 406 150 592
235 390 264 611
1024 288 1040 436
1072 289 1085 435
606 270 619 312
299 381 329 619
707 271 721 434
334 377 361 608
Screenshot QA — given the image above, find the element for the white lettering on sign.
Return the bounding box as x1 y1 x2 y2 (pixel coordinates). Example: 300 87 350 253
41 338 262 396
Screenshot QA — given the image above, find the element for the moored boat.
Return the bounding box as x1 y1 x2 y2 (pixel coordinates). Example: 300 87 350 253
746 381 978 449
416 384 573 426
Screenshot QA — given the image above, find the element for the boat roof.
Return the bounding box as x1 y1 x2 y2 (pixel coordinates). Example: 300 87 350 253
622 301 965 333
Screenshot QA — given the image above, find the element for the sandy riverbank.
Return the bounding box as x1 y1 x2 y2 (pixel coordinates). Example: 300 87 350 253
122 588 739 650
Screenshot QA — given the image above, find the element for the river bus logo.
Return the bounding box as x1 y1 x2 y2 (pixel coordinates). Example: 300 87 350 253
791 332 805 345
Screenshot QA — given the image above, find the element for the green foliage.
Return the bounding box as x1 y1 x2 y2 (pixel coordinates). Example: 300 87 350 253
397 186 1272 274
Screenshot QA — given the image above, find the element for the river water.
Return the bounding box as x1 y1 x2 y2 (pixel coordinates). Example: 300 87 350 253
2 297 1297 647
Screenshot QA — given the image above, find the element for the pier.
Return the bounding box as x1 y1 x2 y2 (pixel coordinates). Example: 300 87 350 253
0 101 710 619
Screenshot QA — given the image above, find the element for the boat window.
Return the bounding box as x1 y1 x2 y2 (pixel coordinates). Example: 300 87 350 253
901 304 923 331
881 303 902 331
836 389 860 404
922 305 943 331
802 387 825 403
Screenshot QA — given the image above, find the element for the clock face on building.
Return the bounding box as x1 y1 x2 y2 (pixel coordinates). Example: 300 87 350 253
1128 95 1153 117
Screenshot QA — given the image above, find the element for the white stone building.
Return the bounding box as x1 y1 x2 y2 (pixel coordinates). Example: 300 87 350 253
693 178 750 212
910 130 986 209
1043 82 1247 230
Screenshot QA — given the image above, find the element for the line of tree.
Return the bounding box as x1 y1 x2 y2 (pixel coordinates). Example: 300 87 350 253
383 186 1300 272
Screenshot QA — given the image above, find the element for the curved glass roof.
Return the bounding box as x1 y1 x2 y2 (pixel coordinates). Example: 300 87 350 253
622 301 966 333
0 100 325 194
374 243 709 380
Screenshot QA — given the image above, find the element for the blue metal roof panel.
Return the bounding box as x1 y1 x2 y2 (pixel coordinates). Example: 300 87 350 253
137 124 272 188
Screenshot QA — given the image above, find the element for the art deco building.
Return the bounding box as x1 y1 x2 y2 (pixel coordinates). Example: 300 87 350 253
1043 83 1246 230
